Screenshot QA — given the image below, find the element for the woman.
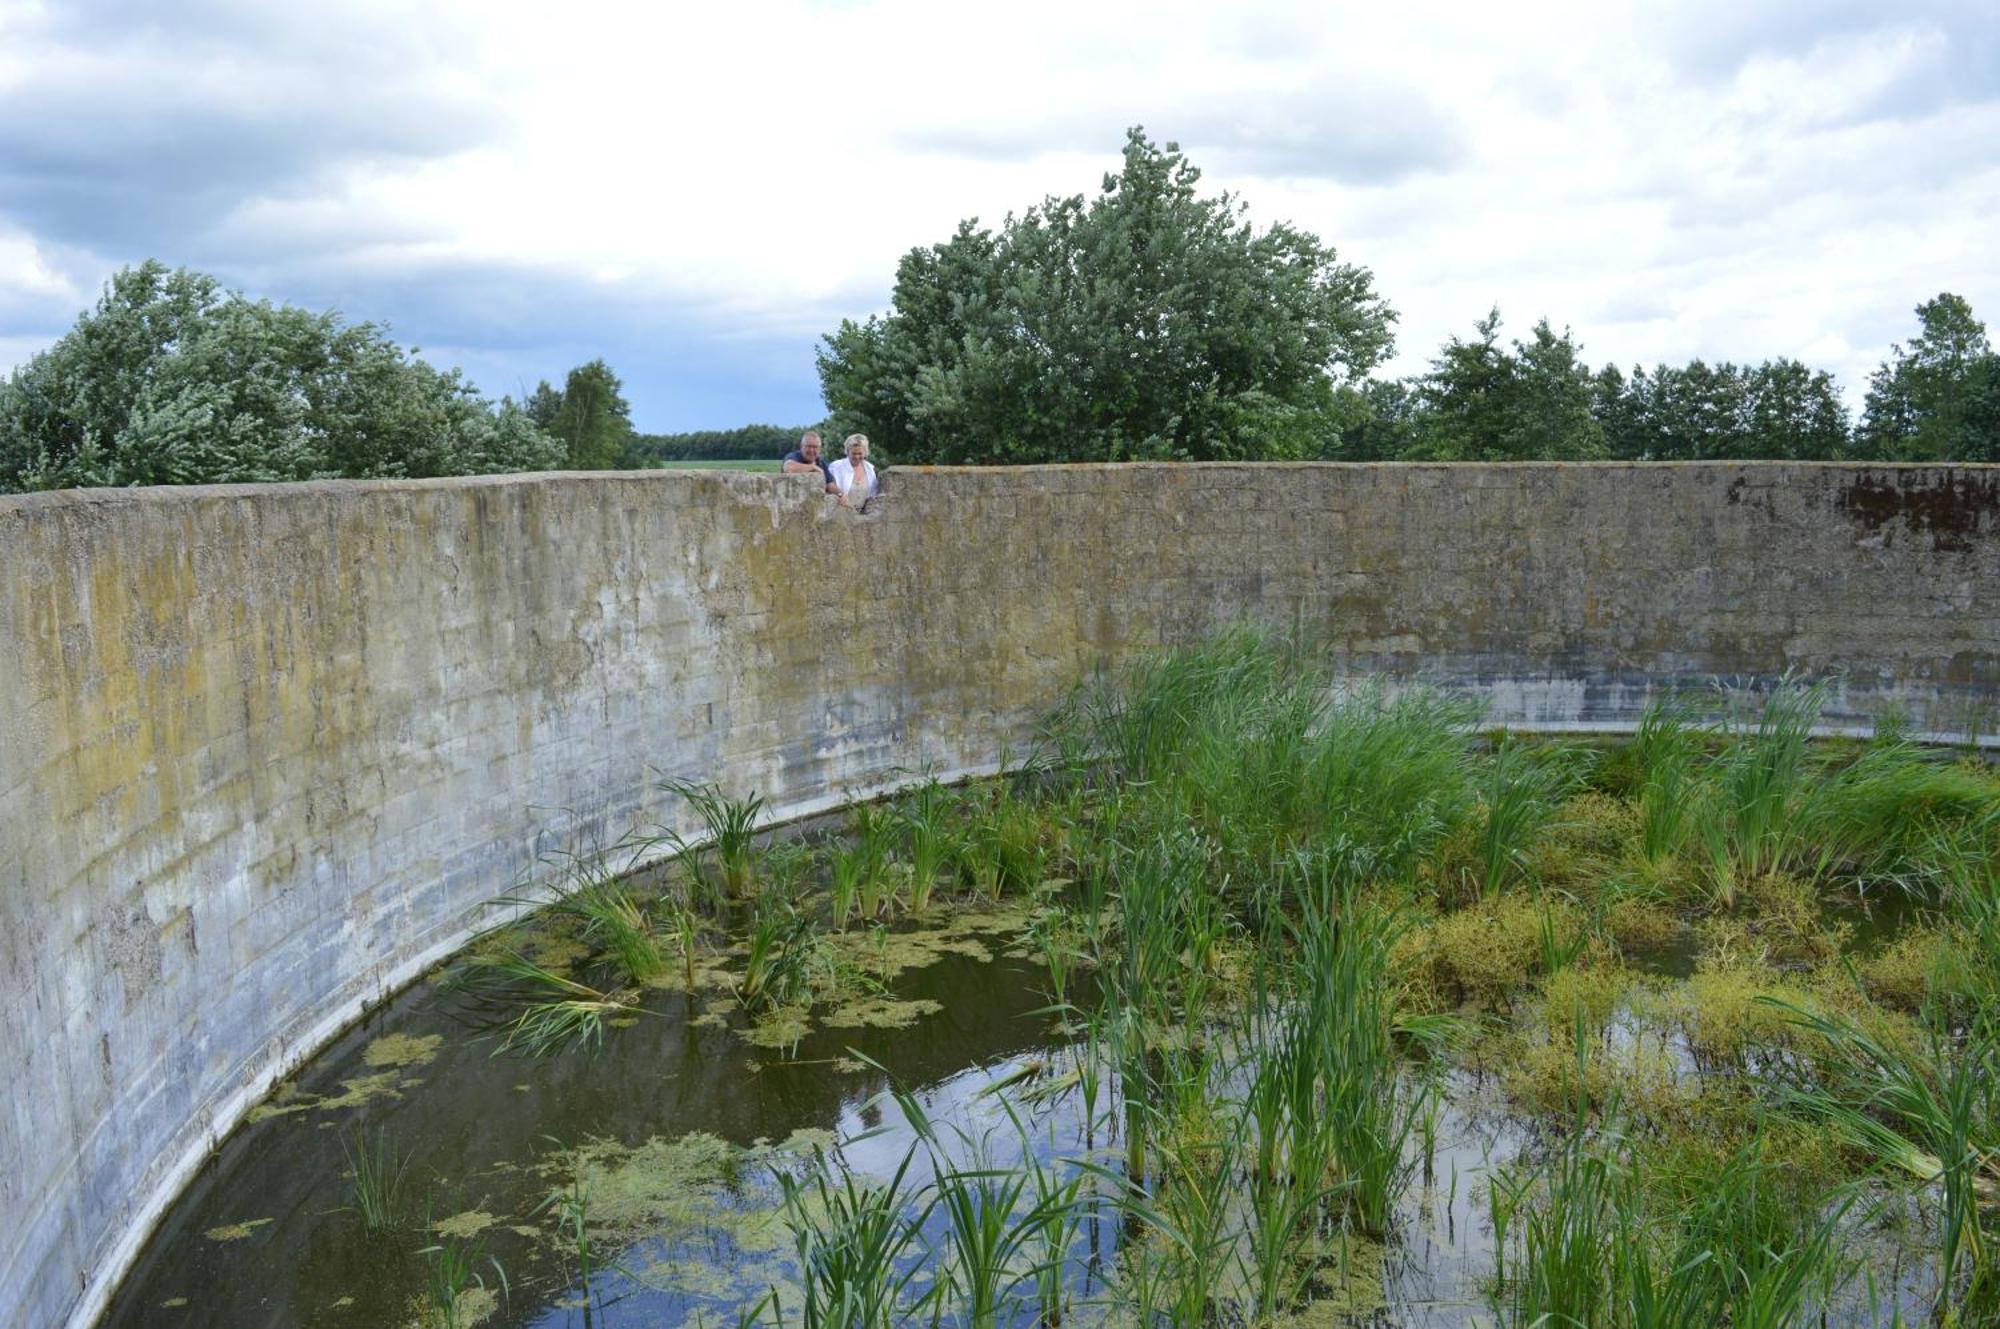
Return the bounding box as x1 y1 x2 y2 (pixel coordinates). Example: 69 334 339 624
829 433 878 509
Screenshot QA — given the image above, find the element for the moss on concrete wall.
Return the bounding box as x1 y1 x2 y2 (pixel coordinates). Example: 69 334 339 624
1 462 1995 1327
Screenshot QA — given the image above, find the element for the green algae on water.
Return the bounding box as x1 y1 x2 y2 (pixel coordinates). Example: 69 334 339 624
202 1217 272 1242
432 1209 496 1239
363 1031 443 1069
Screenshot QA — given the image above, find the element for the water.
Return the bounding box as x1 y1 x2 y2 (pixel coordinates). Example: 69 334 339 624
104 914 1063 1327
103 896 1946 1327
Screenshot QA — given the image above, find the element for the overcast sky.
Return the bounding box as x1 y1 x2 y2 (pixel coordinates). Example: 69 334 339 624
1 0 1995 433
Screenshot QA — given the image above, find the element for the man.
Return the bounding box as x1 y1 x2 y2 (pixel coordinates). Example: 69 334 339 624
782 431 835 493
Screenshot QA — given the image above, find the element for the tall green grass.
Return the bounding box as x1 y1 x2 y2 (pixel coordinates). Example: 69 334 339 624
775 1146 932 1329
338 1125 411 1232
659 777 766 901
1769 998 1997 1317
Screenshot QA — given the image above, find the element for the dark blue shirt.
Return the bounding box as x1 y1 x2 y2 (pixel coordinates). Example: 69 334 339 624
784 450 833 486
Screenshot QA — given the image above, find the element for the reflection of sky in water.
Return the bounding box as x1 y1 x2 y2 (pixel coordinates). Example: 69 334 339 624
107 931 1948 1327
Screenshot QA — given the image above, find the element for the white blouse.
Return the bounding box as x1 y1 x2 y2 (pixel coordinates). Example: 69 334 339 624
829 457 877 502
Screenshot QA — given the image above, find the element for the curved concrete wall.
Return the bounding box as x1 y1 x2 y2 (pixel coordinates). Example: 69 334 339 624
2 461 1996 1327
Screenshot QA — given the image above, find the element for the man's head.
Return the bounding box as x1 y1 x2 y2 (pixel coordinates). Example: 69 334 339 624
799 431 822 462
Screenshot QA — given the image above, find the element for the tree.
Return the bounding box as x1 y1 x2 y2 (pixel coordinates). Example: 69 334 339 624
1406 311 1606 461
1594 358 1848 461
817 128 1396 464
626 423 817 464
531 359 635 470
1860 293 1999 461
1325 379 1418 460
1741 359 1850 460
0 261 563 492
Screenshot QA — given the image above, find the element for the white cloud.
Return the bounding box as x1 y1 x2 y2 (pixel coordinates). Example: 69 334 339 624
0 0 1996 426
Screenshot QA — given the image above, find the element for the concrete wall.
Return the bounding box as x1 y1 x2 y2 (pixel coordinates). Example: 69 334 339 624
1 461 1995 1327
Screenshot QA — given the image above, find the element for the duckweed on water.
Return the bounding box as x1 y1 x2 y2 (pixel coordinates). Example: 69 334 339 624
432 1210 496 1240
364 1032 444 1069
201 1218 271 1243
246 1069 408 1122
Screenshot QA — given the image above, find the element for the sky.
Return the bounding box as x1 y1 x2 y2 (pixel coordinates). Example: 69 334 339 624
1 0 1996 434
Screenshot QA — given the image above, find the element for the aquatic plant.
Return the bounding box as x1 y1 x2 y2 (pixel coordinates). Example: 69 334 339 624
1288 856 1431 1237
566 879 666 983
848 803 896 920
1489 1037 1629 1329
1480 736 1580 897
534 1142 617 1316
827 840 865 929
1619 1133 1856 1329
739 900 824 1013
1692 680 1823 904
1631 695 1706 864
338 1125 411 1232
776 1146 933 1329
416 1221 507 1329
895 774 960 914
1767 999 1998 1317
659 776 766 901
1043 629 1480 883
451 951 640 1055
669 898 704 991
1796 735 2000 895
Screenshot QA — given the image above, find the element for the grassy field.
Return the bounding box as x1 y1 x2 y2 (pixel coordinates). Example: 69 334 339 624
647 459 776 471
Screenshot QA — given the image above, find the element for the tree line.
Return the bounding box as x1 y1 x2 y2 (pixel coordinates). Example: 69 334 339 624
817 131 1998 467
2 131 1994 493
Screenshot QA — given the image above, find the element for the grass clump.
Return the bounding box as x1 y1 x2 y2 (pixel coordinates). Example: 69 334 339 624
338 1125 412 1232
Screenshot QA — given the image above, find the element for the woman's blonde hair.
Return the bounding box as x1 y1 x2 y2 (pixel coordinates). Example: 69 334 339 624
842 433 870 458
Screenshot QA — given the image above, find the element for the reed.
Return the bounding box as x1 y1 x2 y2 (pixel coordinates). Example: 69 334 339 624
417 1222 507 1329
1479 736 1578 897
896 775 960 914
338 1125 411 1232
659 776 766 900
1632 696 1705 863
1767 998 1997 1316
775 1146 933 1329
738 901 824 1012
449 951 639 1055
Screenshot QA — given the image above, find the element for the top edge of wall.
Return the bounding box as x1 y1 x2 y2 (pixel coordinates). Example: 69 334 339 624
5 459 1999 514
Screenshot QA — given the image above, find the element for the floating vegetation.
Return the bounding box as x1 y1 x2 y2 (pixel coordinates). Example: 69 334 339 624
201 1218 272 1243
364 1032 444 1070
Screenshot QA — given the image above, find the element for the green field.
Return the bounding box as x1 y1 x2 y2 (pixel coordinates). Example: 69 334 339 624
648 459 778 471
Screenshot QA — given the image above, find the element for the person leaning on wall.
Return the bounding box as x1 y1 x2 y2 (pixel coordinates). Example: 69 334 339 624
782 430 835 493
828 433 879 510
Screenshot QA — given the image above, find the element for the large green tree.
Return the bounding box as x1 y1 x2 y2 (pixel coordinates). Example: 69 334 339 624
0 261 563 492
1405 311 1606 461
1859 293 2000 461
530 359 636 469
817 129 1396 464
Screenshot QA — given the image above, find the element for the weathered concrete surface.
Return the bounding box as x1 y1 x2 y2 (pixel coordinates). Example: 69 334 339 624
0 462 1995 1328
